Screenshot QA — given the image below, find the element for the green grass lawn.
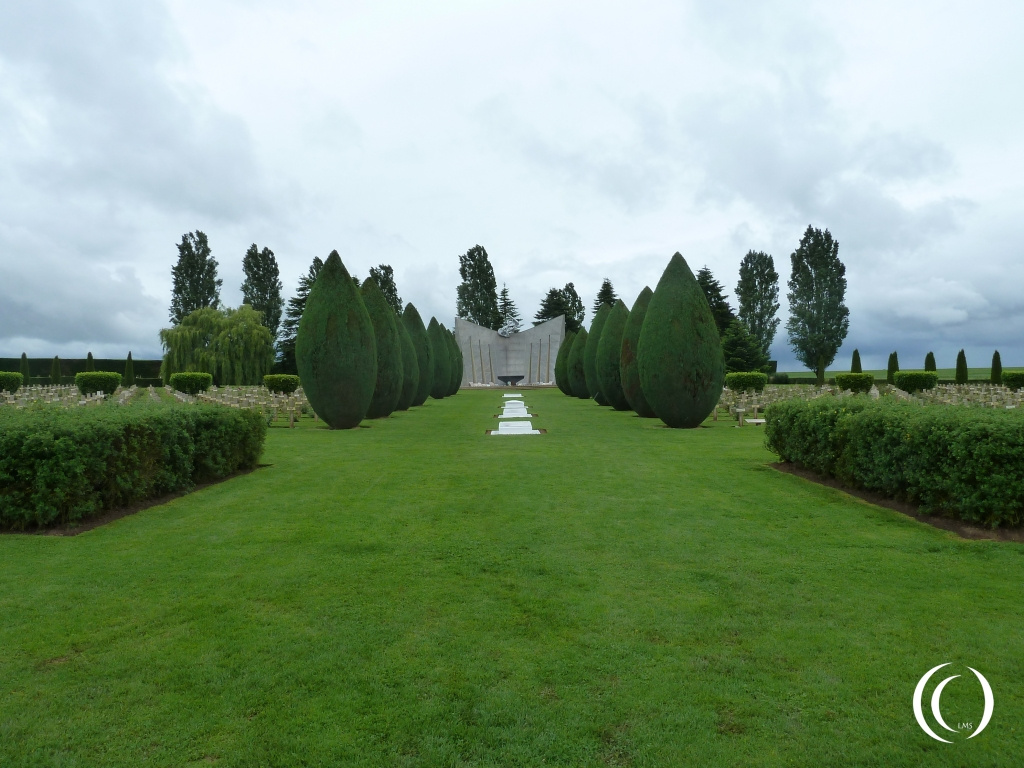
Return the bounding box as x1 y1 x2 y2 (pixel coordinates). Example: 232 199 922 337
2 389 1022 766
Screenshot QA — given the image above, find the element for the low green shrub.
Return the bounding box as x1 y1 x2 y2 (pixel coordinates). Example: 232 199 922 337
766 397 1024 527
1002 371 1024 391
0 372 23 393
725 372 768 392
0 402 266 529
892 371 938 393
263 374 301 394
771 372 790 384
834 373 874 394
75 371 122 395
170 372 213 395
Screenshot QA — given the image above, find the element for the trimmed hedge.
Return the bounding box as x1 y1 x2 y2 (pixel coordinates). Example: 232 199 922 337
263 374 300 394
1003 371 1024 391
765 397 1024 527
75 371 121 396
724 372 768 392
0 402 267 529
170 372 213 395
0 372 23 393
136 377 163 388
893 371 938 393
834 372 875 394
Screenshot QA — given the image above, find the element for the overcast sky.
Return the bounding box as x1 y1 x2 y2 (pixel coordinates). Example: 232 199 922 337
2 0 1022 371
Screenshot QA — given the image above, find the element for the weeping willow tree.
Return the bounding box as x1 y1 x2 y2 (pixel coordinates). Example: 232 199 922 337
160 305 274 385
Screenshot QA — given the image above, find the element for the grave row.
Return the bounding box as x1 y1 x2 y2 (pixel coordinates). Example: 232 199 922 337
489 393 541 435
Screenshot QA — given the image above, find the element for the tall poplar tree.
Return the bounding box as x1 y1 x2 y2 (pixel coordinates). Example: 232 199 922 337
278 256 324 374
241 244 284 342
785 226 849 385
455 245 501 329
169 231 221 324
592 279 617 314
368 264 403 315
735 250 780 358
695 266 736 335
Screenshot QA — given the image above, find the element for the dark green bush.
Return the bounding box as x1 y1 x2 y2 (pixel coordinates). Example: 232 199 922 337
893 371 938 393
584 303 611 404
0 402 266 530
75 371 122 396
50 356 62 385
19 353 30 385
596 300 630 410
771 372 790 384
124 352 136 387
170 372 213 395
991 350 1002 385
924 351 936 371
955 349 968 385
850 349 862 373
395 320 419 411
834 372 875 394
725 372 768 392
0 372 23 393
263 374 300 394
427 318 451 400
554 330 576 396
766 397 1024 527
447 328 463 396
1002 371 1024 391
567 327 590 398
619 287 656 417
296 251 377 428
886 351 899 384
361 278 403 418
402 304 432 407
637 253 724 428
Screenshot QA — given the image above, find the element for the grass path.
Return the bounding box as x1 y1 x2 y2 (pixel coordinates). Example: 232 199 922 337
2 389 1021 766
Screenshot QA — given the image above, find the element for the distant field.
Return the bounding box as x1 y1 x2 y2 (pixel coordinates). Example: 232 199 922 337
781 367 1007 381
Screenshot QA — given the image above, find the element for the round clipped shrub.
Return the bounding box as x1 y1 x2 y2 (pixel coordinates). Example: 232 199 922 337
296 250 377 429
772 372 790 385
725 372 768 393
395 320 419 410
567 327 590 399
596 300 630 410
554 330 576 396
445 328 462 396
637 253 724 428
1000 371 1024 391
360 278 403 418
619 286 656 417
402 304 432 407
170 371 212 395
0 372 23 393
427 318 451 400
75 371 122 396
893 371 938 393
263 374 300 394
584 303 611 405
834 372 875 394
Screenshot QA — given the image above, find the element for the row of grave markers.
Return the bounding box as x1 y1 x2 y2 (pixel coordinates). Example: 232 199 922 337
488 393 542 435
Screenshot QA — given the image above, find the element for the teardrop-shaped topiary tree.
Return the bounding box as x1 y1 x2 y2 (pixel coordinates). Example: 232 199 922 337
124 351 136 386
584 304 611 405
296 250 377 428
445 327 462 395
567 327 590 399
596 299 630 410
402 303 433 406
395 319 419 411
19 353 30 385
85 352 95 372
427 318 451 400
637 253 724 428
620 287 656 417
360 277 403 418
554 330 576 396
850 348 862 373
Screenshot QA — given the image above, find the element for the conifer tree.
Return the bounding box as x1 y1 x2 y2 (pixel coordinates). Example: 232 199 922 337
170 231 221 324
554 330 576 396
887 352 899 384
124 352 136 387
368 264 402 315
19 353 30 385
395 321 419 411
402 304 433 406
786 226 849 385
735 250 781 358
567 328 590 398
955 349 968 384
497 284 522 330
534 283 585 333
851 349 862 373
595 300 630 410
924 351 937 371
696 266 736 336
50 356 61 385
241 244 284 341
992 350 1003 385
455 245 501 329
427 318 451 399
721 319 769 373
584 304 611 404
360 278 403 418
592 279 617 315
619 286 656 418
278 256 324 374
85 352 95 372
